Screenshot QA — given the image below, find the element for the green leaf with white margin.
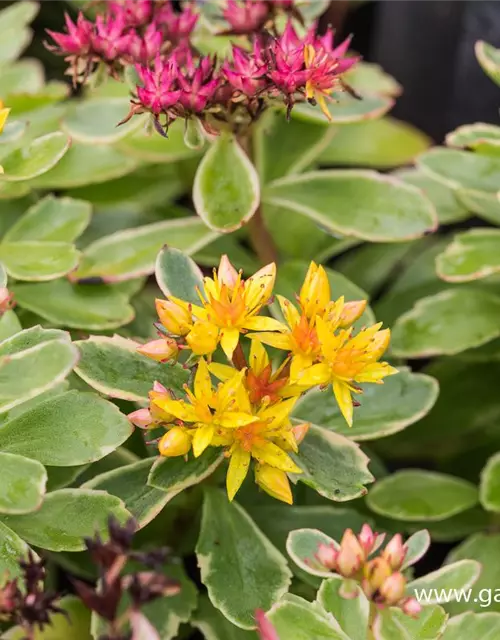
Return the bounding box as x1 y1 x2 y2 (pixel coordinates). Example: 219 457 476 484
373 606 448 640
417 147 500 193
263 170 437 242
117 118 200 163
0 27 32 66
290 424 374 501
395 168 469 225
82 459 171 529
402 530 431 570
0 132 70 182
320 118 431 169
191 595 256 640
0 1 38 31
254 110 336 184
148 448 224 493
12 279 135 330
0 452 46 515
292 91 394 126
267 594 350 640
436 229 500 282
0 390 132 466
0 489 131 552
476 40 500 87
446 123 500 156
0 521 33 583
391 288 500 358
61 98 145 144
196 488 291 629
0 262 6 288
0 312 22 342
156 245 205 306
0 340 78 414
480 452 500 512
286 528 339 578
71 218 217 282
293 368 439 441
0 242 79 281
193 133 260 233
406 560 481 602
28 142 139 189
345 61 402 97
0 325 71 355
3 196 91 243
456 188 500 225
74 335 189 401
317 576 370 640
0 60 43 96
441 612 500 639
367 470 478 522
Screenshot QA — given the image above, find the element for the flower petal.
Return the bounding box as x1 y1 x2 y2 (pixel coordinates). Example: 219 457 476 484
195 357 212 399
278 295 300 328
292 362 330 387
243 316 287 332
252 442 302 473
249 340 270 376
355 362 398 383
152 398 197 423
247 332 292 351
333 379 354 427
186 321 219 356
218 411 259 428
245 262 276 310
226 448 251 501
220 327 240 359
209 362 235 381
192 424 215 457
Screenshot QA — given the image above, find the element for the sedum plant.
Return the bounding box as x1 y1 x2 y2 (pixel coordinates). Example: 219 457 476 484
0 0 499 638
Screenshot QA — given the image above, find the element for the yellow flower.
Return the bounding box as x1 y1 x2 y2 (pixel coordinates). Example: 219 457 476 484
294 317 398 426
255 464 294 505
153 358 258 458
0 100 9 135
170 255 282 359
156 299 193 336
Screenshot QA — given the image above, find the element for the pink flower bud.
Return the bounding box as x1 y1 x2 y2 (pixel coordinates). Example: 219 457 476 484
382 534 407 570
128 408 153 429
255 609 280 640
291 422 310 446
358 524 376 557
137 338 179 363
45 12 93 57
401 597 422 618
152 381 168 394
223 0 269 35
379 572 406 605
336 529 364 577
314 543 337 570
218 255 239 288
0 288 14 315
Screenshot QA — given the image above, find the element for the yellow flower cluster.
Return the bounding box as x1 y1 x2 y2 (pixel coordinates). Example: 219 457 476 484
135 257 397 503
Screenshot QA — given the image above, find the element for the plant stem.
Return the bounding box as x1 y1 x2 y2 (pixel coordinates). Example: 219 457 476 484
247 205 279 265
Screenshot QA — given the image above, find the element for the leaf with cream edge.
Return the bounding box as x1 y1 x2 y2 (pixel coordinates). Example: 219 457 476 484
0 521 34 583
292 368 438 441
446 123 500 155
0 339 78 414
0 241 80 281
196 488 291 629
290 424 374 501
0 390 132 466
0 132 70 181
317 576 370 640
117 119 200 163
479 452 500 512
0 452 47 515
71 218 217 282
372 605 448 640
266 594 350 640
457 188 500 225
391 288 500 358
441 612 500 639
155 245 205 305
193 134 260 233
406 560 481 602
74 335 189 402
263 170 437 242
0 489 131 552
0 325 71 356
291 91 394 126
366 470 479 522
286 529 339 579
475 40 500 87
191 595 256 640
148 448 224 493
436 229 500 282
402 530 431 570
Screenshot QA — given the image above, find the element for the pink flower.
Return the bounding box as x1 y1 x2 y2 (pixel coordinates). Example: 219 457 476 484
128 23 163 64
314 542 337 570
92 13 132 61
136 56 181 115
268 22 308 96
255 610 279 640
45 12 93 57
223 0 269 35
110 0 153 27
155 2 199 42
222 43 268 96
382 534 407 570
177 53 220 113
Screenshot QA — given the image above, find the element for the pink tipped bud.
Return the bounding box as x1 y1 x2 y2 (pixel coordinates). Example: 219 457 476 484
137 338 179 363
128 408 153 429
152 381 168 394
382 534 407 570
336 529 364 577
315 543 337 570
363 558 392 596
255 609 280 640
0 287 14 315
291 422 310 445
401 597 422 618
339 300 367 328
379 572 406 605
358 524 376 557
218 255 239 288
158 427 191 457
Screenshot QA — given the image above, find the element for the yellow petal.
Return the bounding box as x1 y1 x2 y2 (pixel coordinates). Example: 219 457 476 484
0 107 10 135
339 300 367 328
218 411 259 429
195 357 212 399
152 398 197 423
259 397 297 430
245 262 276 310
209 362 236 381
333 379 354 427
249 340 269 376
216 369 247 409
252 442 302 473
299 263 330 318
192 424 214 457
289 354 316 383
226 448 251 501
220 327 240 359
316 315 342 359
277 295 300 329
355 363 398 383
186 321 219 356
243 316 286 332
317 94 333 122
292 362 330 387
255 464 293 504
247 332 292 351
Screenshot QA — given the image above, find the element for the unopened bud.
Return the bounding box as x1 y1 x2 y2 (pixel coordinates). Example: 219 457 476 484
315 543 337 570
156 298 192 336
379 572 406 605
218 255 239 288
158 427 191 457
137 338 178 362
363 557 392 596
255 464 293 505
358 524 377 558
401 597 422 617
128 408 153 429
152 381 168 394
336 529 364 577
339 300 367 328
382 534 406 570
292 422 310 445
255 609 279 640
0 288 14 315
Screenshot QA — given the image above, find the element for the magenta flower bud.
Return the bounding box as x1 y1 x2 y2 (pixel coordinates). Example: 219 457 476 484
382 534 407 570
45 12 93 57
128 23 162 64
110 0 153 27
156 2 199 41
336 529 364 577
128 408 154 429
136 56 181 115
177 54 220 114
379 572 406 605
92 13 132 61
255 609 279 640
314 542 337 570
223 0 269 35
223 43 268 96
401 597 422 618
